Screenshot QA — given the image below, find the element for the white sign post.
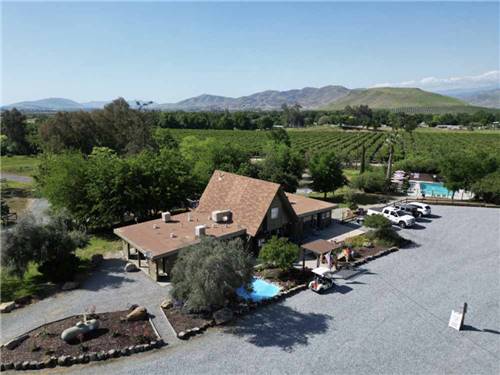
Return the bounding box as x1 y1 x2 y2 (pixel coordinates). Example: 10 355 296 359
449 302 467 331
448 310 463 331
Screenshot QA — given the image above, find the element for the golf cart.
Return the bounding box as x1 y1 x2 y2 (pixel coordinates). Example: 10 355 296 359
309 267 336 293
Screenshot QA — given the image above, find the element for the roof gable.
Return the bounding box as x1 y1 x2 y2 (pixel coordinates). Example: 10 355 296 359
197 170 295 236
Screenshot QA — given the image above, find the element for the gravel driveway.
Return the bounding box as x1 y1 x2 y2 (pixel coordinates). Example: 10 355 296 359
1 257 177 345
59 205 499 375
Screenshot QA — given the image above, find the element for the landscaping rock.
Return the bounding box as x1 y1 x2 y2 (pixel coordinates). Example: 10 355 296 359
213 307 233 325
124 262 139 272
0 301 16 313
108 349 118 358
4 363 14 370
14 362 22 370
5 334 29 350
160 298 173 309
29 361 38 369
178 331 187 339
21 361 30 370
123 306 148 321
61 281 79 291
89 352 98 361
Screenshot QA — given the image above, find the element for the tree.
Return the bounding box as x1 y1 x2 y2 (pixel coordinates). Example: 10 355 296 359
256 115 274 130
309 151 346 198
472 171 500 204
267 127 291 147
153 128 179 150
281 104 304 127
384 129 402 179
363 214 403 247
1 108 30 154
259 236 300 271
259 142 305 192
1 212 88 281
440 151 498 200
352 170 387 193
171 238 254 312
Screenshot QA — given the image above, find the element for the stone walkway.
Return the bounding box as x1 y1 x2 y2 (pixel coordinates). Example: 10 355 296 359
1 256 179 346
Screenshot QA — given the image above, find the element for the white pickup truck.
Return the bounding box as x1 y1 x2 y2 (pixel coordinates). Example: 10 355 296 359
366 206 416 228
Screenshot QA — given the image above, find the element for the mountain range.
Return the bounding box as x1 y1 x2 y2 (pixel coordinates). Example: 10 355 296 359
3 85 498 113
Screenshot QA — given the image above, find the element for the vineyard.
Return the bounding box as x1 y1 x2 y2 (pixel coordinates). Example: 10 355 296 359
169 129 500 163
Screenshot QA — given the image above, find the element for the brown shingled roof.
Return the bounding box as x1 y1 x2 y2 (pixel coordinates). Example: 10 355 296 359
196 170 284 237
286 193 337 217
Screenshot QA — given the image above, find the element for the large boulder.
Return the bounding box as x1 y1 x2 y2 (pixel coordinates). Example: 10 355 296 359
123 306 148 321
61 319 100 342
0 301 16 313
61 281 79 291
213 307 233 325
5 334 29 350
124 262 139 272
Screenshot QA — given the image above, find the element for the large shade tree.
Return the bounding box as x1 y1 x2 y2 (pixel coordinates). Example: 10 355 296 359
309 150 346 198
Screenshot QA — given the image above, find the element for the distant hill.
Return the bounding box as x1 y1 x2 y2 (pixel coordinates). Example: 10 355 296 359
323 87 467 112
446 88 500 109
3 86 494 114
157 85 350 111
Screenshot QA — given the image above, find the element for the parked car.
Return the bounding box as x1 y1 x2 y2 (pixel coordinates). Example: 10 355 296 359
393 203 421 218
408 202 432 216
367 206 416 228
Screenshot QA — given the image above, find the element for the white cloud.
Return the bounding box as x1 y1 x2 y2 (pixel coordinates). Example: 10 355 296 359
372 70 500 90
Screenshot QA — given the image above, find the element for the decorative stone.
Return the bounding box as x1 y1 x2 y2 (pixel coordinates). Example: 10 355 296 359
5 334 29 350
48 357 57 367
61 319 100 342
58 356 69 366
36 361 45 369
61 281 79 291
108 349 117 358
123 306 148 321
21 361 30 370
124 262 139 272
14 362 22 370
213 307 233 325
160 298 173 309
89 352 98 361
4 362 14 370
29 361 38 369
0 301 16 313
178 331 186 339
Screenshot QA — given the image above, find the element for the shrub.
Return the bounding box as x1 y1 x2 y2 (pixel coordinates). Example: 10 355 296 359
363 214 392 230
259 236 300 271
171 238 254 312
393 157 440 174
352 171 388 193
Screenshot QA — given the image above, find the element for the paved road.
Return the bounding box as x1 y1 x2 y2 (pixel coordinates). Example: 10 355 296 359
1 257 177 346
45 205 499 375
0 173 33 183
6 206 499 374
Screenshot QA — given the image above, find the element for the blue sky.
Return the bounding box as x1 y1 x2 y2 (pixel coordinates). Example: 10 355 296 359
2 1 498 104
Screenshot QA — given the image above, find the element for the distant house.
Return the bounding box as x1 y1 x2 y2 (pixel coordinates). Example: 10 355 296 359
114 170 336 280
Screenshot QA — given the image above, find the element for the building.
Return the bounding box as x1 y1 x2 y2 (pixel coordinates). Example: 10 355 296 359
114 170 336 280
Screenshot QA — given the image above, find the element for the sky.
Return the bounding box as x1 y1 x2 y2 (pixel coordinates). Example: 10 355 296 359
1 1 499 104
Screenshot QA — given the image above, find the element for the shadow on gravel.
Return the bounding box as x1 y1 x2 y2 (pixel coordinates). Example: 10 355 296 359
417 218 432 224
81 258 136 291
462 325 500 335
228 304 332 352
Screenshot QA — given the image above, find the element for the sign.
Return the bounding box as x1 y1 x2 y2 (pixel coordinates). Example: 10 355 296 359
449 310 463 331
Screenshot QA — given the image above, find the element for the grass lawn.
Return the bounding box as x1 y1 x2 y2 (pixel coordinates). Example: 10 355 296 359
0 155 39 176
343 168 360 181
75 233 122 260
1 179 36 219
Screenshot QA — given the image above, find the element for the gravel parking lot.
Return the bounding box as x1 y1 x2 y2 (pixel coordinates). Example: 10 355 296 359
20 206 500 374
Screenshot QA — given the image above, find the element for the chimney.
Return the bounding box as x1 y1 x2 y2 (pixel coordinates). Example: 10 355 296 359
161 211 171 222
195 225 206 238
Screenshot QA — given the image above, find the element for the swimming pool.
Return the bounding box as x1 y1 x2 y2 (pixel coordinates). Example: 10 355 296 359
236 278 281 302
419 182 453 198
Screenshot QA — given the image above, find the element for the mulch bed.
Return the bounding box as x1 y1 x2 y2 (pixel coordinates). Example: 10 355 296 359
1 310 156 364
255 268 313 290
162 307 213 334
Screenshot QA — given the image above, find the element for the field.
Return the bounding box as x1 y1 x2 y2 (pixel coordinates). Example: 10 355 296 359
170 128 500 163
0 155 39 176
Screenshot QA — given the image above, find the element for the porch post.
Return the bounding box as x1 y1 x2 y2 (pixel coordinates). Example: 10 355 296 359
138 253 141 267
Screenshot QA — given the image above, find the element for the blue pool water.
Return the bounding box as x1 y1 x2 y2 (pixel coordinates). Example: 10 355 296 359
419 182 453 197
236 278 281 302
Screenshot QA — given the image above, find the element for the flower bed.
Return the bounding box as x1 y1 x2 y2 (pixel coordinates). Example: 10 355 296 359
0 310 164 371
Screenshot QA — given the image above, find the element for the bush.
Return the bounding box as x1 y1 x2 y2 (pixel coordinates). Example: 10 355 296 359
363 214 392 230
259 236 300 271
393 157 440 174
171 238 254 312
472 171 500 204
352 171 388 193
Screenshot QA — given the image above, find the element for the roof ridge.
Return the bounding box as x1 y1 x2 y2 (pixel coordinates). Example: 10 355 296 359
213 170 281 189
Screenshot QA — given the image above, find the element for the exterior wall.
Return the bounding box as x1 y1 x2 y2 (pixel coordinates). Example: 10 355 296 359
264 194 293 232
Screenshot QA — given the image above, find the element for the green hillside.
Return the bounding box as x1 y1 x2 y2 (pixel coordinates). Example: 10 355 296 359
324 87 468 112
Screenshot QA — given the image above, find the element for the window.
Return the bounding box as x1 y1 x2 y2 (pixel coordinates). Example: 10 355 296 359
271 207 279 219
